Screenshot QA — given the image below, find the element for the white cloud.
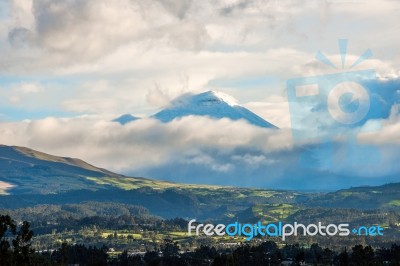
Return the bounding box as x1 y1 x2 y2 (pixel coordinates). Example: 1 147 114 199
359 104 400 145
243 95 291 129
2 0 210 71
0 116 288 172
0 113 398 188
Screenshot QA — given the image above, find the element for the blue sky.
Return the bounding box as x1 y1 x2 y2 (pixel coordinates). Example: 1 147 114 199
0 0 399 189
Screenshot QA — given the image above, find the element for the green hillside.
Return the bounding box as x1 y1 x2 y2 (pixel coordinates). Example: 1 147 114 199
0 144 207 195
0 144 399 221
0 145 312 219
305 183 400 209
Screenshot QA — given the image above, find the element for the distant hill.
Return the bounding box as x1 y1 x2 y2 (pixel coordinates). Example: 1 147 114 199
0 145 172 195
304 183 400 209
112 114 140 125
153 91 278 128
0 145 311 218
0 145 398 220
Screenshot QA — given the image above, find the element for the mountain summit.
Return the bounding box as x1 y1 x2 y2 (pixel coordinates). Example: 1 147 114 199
112 114 139 125
153 91 278 128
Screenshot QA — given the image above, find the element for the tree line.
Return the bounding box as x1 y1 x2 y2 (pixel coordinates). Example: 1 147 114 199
2 213 400 265
0 215 34 266
36 240 400 265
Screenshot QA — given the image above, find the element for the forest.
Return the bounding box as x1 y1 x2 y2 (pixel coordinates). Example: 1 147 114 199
1 201 400 265
1 214 400 266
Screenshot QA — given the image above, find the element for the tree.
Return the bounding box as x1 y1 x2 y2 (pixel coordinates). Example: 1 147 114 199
144 250 160 266
118 251 144 266
0 215 16 266
322 247 333 265
337 248 349 266
350 245 375 265
294 250 305 265
161 238 180 258
0 215 34 266
12 221 34 266
160 238 186 266
305 243 323 264
57 242 69 266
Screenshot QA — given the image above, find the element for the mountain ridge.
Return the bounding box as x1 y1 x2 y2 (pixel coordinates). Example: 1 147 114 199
0 144 169 195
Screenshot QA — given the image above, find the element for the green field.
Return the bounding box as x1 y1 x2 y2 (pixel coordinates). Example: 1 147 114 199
252 203 300 222
389 200 400 207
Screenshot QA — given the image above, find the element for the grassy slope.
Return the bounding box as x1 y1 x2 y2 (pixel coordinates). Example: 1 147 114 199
0 145 166 194
0 145 305 203
304 183 400 209
0 145 398 213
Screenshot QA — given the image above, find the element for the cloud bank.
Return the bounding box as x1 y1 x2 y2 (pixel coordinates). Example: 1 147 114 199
0 111 399 189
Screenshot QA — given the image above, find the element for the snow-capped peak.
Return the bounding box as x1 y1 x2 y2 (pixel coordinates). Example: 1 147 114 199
112 114 139 125
153 90 278 129
171 90 238 107
203 90 238 106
